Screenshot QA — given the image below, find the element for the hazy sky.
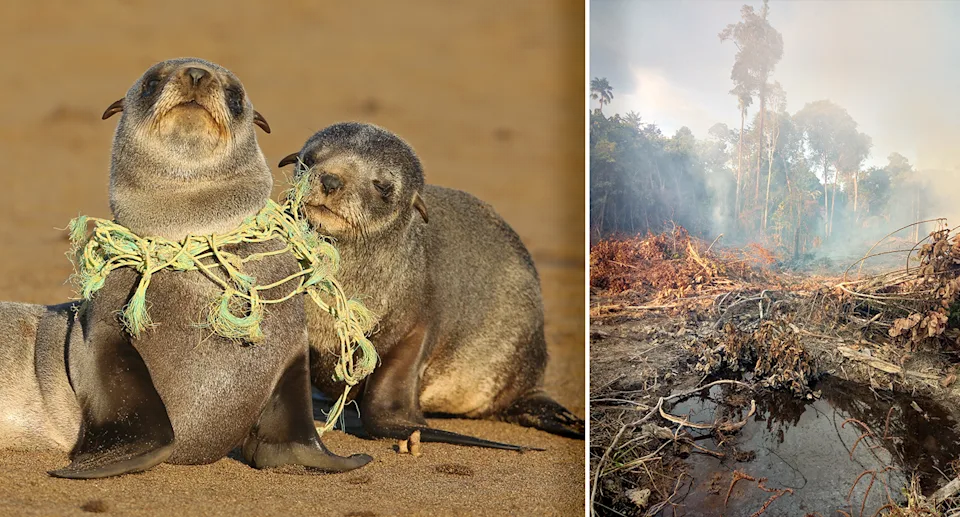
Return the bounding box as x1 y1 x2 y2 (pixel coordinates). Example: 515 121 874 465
590 0 960 170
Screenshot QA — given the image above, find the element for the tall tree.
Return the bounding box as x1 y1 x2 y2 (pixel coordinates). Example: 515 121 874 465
824 128 870 233
837 130 872 219
731 84 753 219
886 152 913 182
859 166 892 221
762 82 786 232
772 113 818 258
720 0 784 213
590 77 614 114
883 153 919 239
704 123 737 235
794 100 857 238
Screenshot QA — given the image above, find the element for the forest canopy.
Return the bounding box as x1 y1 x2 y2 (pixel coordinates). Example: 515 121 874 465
589 0 939 262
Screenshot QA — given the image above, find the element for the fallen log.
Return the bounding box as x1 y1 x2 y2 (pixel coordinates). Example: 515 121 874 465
836 346 940 381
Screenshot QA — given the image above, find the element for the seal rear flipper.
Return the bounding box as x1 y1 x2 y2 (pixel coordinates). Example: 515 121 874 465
498 390 585 440
50 321 175 479
365 422 542 452
48 441 175 479
243 354 371 473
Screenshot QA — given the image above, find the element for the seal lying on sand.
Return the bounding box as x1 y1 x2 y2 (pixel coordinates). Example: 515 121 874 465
0 58 371 479
279 122 585 449
0 302 82 452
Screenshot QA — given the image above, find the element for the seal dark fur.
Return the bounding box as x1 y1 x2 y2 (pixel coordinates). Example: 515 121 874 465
279 122 585 450
43 59 371 478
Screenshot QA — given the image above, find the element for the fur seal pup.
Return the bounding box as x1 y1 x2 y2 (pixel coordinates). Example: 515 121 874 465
0 302 82 452
44 58 371 478
278 122 585 449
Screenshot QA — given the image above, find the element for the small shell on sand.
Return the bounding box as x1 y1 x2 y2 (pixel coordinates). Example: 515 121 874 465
397 430 422 457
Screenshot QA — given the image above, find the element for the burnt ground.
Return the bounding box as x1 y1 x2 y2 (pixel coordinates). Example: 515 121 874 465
590 230 960 516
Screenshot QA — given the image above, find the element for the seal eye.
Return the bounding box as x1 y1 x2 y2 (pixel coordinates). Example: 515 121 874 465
225 88 244 117
141 78 160 98
373 180 393 200
296 157 315 174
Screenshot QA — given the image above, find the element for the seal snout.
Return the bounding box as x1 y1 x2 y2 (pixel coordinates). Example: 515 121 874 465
319 173 344 195
143 62 236 147
185 67 209 87
174 65 215 104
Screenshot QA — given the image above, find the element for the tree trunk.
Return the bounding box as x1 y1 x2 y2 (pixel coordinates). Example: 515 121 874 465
755 88 765 204
853 169 859 221
736 107 745 222
778 148 797 256
829 164 839 238
762 117 780 232
598 192 608 236
794 223 801 260
822 155 829 238
673 175 682 223
795 193 803 260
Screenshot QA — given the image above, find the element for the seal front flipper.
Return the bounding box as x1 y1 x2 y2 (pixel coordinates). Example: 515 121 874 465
49 318 174 479
498 390 585 440
243 354 372 473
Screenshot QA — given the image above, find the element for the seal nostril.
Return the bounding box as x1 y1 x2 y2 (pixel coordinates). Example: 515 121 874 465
320 173 344 194
185 67 208 87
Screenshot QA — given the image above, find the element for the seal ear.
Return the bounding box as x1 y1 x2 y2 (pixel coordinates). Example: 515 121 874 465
412 192 428 223
278 153 300 168
101 99 124 120
253 111 271 134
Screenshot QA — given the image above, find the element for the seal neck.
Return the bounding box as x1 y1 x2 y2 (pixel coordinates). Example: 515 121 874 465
110 172 273 241
327 214 426 294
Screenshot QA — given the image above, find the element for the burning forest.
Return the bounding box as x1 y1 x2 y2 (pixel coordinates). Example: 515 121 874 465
590 1 960 515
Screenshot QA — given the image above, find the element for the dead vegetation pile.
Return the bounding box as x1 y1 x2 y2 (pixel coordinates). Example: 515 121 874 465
837 222 960 353
592 220 960 391
590 220 960 517
691 317 816 397
589 226 774 306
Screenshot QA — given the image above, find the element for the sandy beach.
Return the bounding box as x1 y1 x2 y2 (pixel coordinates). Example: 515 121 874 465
0 1 585 515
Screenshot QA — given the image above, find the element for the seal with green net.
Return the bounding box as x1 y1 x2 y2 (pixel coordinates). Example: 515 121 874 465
66 173 378 435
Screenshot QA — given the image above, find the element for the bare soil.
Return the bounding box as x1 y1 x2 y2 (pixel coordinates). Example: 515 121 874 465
589 229 960 516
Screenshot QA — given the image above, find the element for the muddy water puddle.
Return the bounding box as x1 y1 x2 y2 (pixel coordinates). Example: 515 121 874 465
660 377 960 516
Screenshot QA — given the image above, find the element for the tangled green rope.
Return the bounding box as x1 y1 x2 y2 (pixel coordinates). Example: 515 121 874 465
66 174 378 434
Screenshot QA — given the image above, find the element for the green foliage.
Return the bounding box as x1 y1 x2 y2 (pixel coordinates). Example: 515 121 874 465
948 299 960 329
590 77 614 113
591 103 920 254
590 111 714 238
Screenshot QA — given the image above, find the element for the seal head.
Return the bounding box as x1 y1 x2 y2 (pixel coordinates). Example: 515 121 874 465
280 123 428 241
104 58 273 240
